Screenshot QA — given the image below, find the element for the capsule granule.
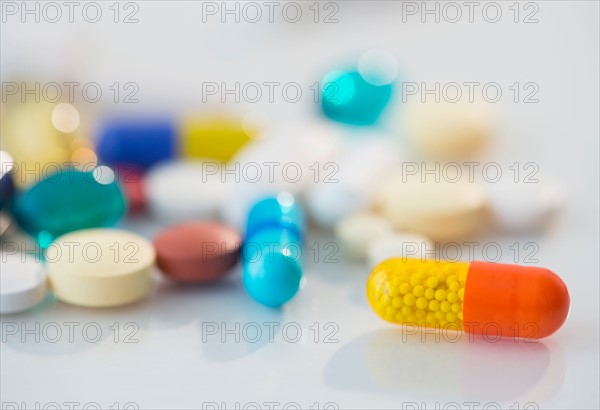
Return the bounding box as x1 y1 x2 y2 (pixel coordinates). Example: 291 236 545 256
367 258 570 339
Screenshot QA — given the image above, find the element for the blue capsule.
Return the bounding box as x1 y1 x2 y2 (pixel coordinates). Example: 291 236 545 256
242 194 305 308
96 119 176 170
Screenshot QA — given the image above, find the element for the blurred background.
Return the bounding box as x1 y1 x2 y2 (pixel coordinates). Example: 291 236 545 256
1 1 599 409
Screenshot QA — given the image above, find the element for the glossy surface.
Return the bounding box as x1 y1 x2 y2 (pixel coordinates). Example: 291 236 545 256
1 3 597 408
154 221 241 283
46 228 155 307
97 119 176 170
11 167 127 247
367 258 570 338
0 253 48 314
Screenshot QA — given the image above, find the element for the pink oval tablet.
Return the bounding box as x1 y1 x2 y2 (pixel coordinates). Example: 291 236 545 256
154 221 241 283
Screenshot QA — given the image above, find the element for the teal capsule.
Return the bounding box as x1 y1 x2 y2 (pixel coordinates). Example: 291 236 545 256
321 69 393 126
12 166 126 247
243 227 302 308
243 194 305 308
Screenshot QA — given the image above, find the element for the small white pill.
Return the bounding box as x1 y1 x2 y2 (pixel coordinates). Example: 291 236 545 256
146 160 224 223
486 178 563 233
46 228 155 308
335 211 394 260
367 232 435 269
405 99 495 159
376 168 488 242
1 253 47 314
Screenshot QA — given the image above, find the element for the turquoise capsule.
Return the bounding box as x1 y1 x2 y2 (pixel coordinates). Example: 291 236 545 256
243 227 302 308
243 194 305 308
321 69 393 126
12 166 126 247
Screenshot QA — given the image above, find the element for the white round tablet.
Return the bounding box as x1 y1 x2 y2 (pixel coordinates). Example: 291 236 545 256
1 253 47 314
46 228 155 308
335 211 394 260
145 160 224 223
376 168 488 242
486 179 563 233
367 232 435 269
405 99 496 159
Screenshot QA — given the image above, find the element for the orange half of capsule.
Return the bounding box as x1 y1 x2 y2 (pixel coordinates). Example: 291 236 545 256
366 258 569 339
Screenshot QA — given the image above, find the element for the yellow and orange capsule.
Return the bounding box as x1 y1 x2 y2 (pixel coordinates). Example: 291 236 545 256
367 258 570 339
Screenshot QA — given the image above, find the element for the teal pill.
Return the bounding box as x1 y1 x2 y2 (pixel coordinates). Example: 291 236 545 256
243 227 302 308
12 166 126 247
321 69 393 126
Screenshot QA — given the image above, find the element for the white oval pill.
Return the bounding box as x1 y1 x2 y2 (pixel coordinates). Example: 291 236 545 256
405 99 495 159
1 253 47 314
377 169 488 242
486 179 563 233
46 228 155 308
306 137 402 229
367 232 435 269
335 211 394 260
146 160 224 223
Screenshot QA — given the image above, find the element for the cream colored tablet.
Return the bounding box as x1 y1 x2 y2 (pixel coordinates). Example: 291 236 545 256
376 169 488 242
405 99 495 159
1 253 47 314
334 211 394 260
46 229 155 308
367 232 435 269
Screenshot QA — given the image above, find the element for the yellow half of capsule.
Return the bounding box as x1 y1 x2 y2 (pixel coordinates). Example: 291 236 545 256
367 258 469 329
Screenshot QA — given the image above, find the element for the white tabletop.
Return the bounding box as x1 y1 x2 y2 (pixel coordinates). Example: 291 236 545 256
1 2 599 409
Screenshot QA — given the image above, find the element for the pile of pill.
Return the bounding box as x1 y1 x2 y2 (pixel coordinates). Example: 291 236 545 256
0 50 570 339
